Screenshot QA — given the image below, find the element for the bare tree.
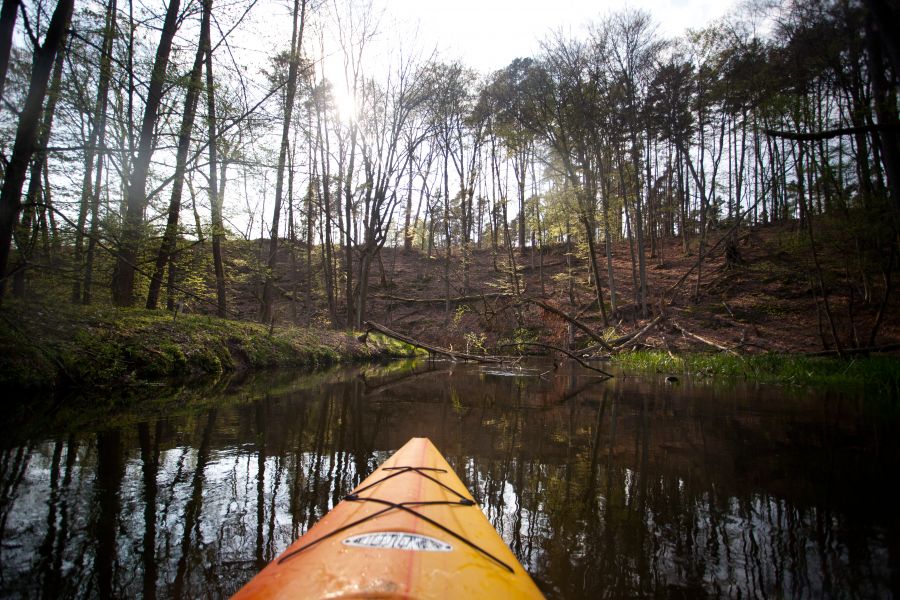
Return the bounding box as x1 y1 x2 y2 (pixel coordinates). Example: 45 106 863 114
111 0 184 306
0 0 73 301
73 0 117 304
260 0 309 323
0 0 19 105
146 0 214 309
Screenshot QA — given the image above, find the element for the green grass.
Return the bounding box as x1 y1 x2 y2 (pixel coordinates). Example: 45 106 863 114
0 299 419 391
613 350 900 401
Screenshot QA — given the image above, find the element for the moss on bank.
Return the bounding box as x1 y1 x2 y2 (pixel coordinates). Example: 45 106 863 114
0 300 421 391
612 350 900 401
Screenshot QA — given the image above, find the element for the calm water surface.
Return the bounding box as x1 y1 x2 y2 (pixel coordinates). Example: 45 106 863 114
1 360 898 598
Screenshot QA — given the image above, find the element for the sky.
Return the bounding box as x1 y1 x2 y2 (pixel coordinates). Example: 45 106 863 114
386 0 738 75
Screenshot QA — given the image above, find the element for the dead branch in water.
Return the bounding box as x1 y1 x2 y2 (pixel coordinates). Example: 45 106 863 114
364 321 506 363
503 341 614 378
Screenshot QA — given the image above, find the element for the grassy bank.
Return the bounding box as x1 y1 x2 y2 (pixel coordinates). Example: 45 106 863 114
612 350 900 400
0 300 420 391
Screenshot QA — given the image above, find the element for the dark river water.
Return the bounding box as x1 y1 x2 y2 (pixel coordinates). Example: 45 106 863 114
1 359 898 599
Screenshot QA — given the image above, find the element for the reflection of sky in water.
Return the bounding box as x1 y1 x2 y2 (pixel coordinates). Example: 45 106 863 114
1 360 897 598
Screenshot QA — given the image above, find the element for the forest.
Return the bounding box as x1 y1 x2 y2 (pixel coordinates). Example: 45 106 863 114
0 0 898 366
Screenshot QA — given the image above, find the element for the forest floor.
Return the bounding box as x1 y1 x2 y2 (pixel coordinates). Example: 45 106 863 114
241 220 900 358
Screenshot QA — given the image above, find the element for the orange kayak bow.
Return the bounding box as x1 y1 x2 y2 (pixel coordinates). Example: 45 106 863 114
232 437 544 599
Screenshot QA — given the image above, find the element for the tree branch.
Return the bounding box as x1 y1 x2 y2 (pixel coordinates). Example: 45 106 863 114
764 123 900 141
364 320 505 363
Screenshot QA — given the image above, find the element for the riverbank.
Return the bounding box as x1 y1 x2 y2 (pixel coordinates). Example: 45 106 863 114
611 350 900 403
0 299 420 391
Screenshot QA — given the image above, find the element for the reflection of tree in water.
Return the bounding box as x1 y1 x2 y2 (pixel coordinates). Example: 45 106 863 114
0 362 898 598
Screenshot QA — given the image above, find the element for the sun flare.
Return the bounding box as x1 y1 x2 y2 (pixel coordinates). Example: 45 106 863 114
334 88 357 123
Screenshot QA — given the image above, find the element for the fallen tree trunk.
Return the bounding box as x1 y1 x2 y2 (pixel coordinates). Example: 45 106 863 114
523 297 613 351
581 314 665 355
671 320 740 355
611 314 664 347
504 342 614 378
374 292 511 304
364 321 505 363
802 343 900 357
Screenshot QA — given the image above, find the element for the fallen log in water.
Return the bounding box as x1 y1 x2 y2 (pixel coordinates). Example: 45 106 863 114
503 342 614 378
364 321 506 363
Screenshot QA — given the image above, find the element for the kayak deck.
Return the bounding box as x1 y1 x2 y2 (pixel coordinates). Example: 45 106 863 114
232 437 544 599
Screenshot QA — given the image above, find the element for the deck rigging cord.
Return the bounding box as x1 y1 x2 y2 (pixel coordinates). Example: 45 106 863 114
276 466 515 573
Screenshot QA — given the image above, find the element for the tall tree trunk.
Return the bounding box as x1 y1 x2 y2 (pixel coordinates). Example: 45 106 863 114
111 0 183 306
12 23 67 297
515 148 527 253
599 173 618 313
205 22 227 317
73 0 116 304
343 128 358 327
0 0 19 106
403 150 414 251
261 0 307 323
581 208 609 327
630 134 648 317
82 121 111 304
0 0 73 301
443 147 452 318
865 14 900 222
797 141 843 355
314 76 337 323
146 0 212 309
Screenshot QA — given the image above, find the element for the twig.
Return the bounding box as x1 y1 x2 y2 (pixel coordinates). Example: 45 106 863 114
722 301 735 319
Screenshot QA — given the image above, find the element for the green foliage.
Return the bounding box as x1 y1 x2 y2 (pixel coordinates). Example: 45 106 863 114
498 327 538 353
0 300 416 391
613 351 900 402
452 304 470 329
359 332 425 358
464 331 487 354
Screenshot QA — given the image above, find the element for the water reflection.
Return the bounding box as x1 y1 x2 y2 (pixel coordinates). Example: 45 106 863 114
1 360 898 598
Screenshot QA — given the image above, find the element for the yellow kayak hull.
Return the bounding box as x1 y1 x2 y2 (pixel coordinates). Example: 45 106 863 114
232 437 544 599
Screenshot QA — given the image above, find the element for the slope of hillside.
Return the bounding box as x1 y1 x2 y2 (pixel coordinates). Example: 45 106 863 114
234 221 899 356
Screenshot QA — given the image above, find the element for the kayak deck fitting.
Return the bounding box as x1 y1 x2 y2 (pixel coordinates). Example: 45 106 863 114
232 437 545 599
